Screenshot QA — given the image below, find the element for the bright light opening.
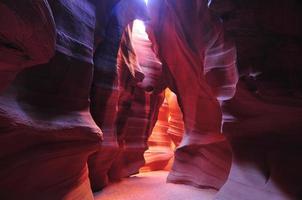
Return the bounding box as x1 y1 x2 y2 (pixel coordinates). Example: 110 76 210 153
133 20 148 40
132 0 149 39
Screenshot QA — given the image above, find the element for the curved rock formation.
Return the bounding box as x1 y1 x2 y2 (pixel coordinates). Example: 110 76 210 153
146 0 237 189
211 0 302 199
142 89 185 172
0 0 102 199
108 20 164 181
166 88 185 147
0 0 56 92
142 93 173 172
1 0 301 199
89 0 149 191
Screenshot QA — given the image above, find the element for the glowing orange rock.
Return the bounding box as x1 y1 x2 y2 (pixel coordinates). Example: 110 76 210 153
166 89 185 146
142 89 184 172
142 95 174 172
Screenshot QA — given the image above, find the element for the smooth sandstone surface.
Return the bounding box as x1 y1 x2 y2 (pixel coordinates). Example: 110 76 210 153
94 171 216 200
0 0 302 199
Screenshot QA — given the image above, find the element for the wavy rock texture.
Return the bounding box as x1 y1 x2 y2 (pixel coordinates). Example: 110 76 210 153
0 0 56 92
142 89 184 172
109 21 164 181
147 0 236 189
88 0 149 191
210 0 302 199
0 0 102 198
216 83 302 200
142 95 174 172
1 0 301 199
166 89 185 147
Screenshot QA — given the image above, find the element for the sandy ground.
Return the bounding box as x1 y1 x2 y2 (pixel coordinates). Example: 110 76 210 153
94 171 216 200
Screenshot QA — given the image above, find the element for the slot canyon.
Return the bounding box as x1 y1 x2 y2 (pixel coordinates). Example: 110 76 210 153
0 0 302 199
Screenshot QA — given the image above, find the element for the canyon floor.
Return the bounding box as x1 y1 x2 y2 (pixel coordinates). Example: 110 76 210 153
94 171 216 200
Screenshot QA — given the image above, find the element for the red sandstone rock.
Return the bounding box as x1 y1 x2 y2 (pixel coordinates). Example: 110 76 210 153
88 0 149 188
94 15 165 183
166 89 185 147
212 0 302 199
142 94 174 172
0 0 56 92
108 27 152 181
0 0 102 199
147 0 235 189
142 89 184 172
215 82 302 200
1 1 301 199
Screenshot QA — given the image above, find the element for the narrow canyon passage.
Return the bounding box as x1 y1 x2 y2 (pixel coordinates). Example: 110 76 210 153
0 0 301 200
